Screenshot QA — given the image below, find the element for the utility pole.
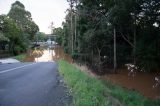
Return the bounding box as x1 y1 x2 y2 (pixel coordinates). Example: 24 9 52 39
74 0 77 50
114 27 117 73
68 0 74 54
48 22 54 39
71 7 73 53
113 0 117 73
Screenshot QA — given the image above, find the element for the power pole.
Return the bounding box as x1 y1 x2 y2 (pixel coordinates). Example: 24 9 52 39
133 12 136 65
68 0 74 54
48 22 54 40
71 9 73 53
114 27 117 73
74 0 77 50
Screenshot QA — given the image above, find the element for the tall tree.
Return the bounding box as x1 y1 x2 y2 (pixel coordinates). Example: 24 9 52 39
8 1 39 40
0 15 26 54
61 0 160 73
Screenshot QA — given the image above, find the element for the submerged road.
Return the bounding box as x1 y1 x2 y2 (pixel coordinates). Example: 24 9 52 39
0 62 71 106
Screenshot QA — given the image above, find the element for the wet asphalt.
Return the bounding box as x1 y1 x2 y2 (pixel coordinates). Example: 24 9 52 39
0 62 71 106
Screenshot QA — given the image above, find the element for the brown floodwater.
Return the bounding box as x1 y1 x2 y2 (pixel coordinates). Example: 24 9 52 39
102 69 160 99
24 46 160 99
24 46 73 63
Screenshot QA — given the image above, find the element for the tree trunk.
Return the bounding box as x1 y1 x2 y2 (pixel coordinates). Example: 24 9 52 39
98 49 101 72
91 49 93 66
114 27 117 73
78 31 80 52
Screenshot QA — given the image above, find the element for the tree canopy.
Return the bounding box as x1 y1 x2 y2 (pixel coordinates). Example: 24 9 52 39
8 1 39 40
58 0 160 73
0 1 39 55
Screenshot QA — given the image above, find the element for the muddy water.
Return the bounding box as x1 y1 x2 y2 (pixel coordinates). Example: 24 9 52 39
24 46 73 63
24 46 160 99
102 70 160 99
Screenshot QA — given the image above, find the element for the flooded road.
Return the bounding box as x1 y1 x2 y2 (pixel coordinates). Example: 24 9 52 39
34 49 55 62
24 45 160 99
24 46 72 63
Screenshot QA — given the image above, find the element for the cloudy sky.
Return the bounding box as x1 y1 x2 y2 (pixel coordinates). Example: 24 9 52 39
0 0 68 34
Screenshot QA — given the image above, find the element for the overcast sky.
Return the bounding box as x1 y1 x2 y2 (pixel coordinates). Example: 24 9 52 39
0 0 68 34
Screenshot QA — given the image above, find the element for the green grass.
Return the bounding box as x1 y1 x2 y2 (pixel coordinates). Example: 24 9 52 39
58 60 111 106
58 60 160 106
104 81 160 106
14 54 26 61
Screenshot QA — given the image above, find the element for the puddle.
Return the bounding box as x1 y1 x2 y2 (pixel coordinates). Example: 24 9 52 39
24 46 72 63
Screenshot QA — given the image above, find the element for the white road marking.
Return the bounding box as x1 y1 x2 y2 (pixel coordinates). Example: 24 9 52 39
0 63 37 74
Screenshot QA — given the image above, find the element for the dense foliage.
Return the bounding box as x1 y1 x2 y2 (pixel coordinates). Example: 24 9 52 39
58 0 160 73
8 1 39 40
0 1 39 55
33 32 47 42
52 27 64 45
0 15 25 54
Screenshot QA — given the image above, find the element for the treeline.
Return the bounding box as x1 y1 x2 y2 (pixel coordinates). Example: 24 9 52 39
0 1 39 55
56 0 160 73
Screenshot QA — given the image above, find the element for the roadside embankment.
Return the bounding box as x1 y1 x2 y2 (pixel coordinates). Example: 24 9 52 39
58 60 160 106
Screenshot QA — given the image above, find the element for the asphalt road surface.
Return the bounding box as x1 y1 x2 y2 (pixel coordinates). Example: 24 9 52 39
0 62 71 106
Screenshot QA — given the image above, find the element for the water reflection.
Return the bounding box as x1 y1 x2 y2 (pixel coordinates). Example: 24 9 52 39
35 49 54 62
25 46 72 62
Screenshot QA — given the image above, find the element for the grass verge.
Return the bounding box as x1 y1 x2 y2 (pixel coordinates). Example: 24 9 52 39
14 54 26 61
58 60 160 106
104 81 160 106
58 60 111 106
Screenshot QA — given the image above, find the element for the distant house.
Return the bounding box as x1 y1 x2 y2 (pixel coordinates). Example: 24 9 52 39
45 34 58 45
45 34 57 41
46 38 57 45
46 38 52 45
